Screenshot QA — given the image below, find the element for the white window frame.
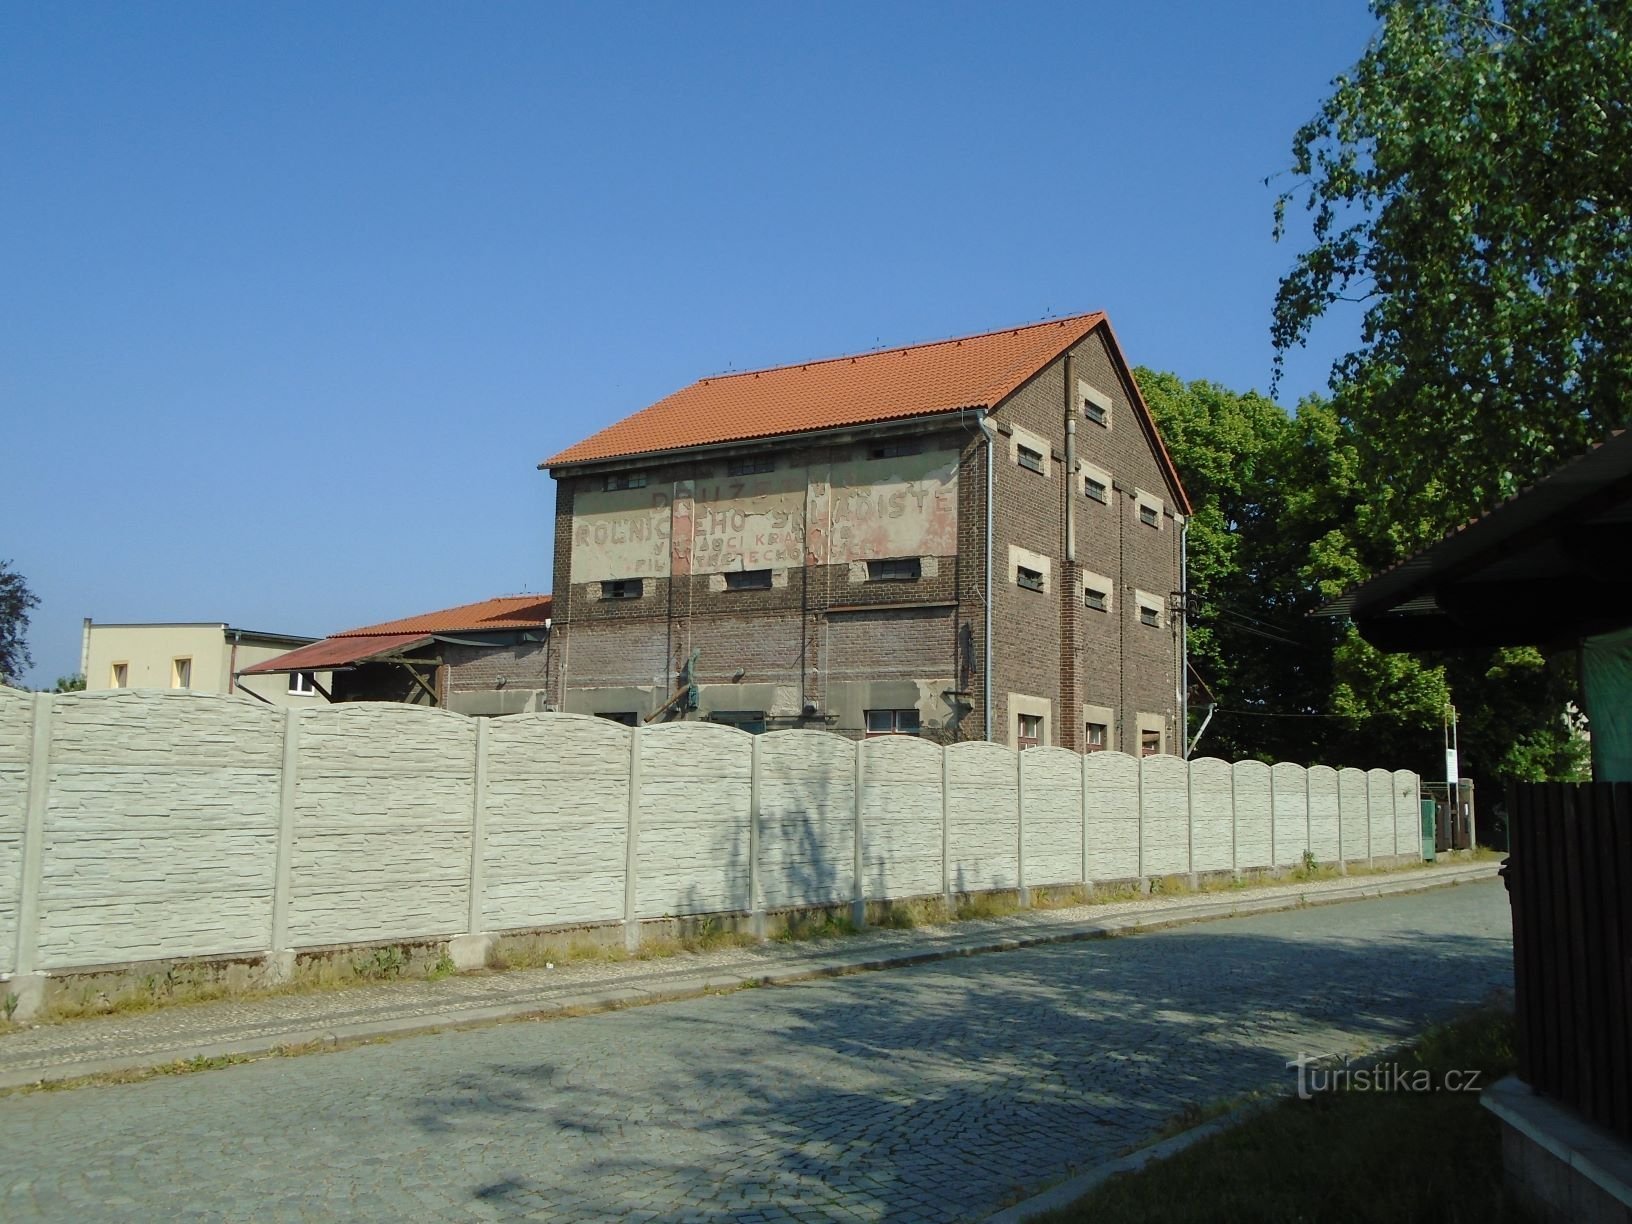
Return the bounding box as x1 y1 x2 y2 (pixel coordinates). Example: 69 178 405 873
289 670 319 696
1081 569 1114 615
1008 545 1052 595
1135 589 1164 629
171 657 192 689
1134 488 1164 530
1079 379 1112 429
865 708 921 737
1009 425 1053 478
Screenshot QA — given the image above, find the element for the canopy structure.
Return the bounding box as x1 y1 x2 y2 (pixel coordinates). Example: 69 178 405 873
1320 430 1632 779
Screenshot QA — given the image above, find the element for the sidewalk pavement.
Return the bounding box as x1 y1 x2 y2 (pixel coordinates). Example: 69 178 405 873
0 861 1499 1091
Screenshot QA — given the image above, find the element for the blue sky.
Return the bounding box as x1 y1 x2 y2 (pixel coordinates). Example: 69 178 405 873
2 1 1378 687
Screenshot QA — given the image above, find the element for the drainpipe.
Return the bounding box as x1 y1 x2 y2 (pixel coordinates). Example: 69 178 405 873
228 629 240 695
977 414 998 742
1064 357 1077 564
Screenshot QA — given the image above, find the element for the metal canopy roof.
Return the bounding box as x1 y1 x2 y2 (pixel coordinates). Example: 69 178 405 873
1319 430 1632 650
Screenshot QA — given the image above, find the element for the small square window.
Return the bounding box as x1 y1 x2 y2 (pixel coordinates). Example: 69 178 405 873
171 657 192 689
1141 728 1162 757
726 456 774 476
289 671 318 695
1139 503 1159 528
724 569 772 591
111 662 129 689
867 557 921 582
1017 444 1044 474
1017 565 1045 593
865 709 920 737
1084 476 1108 503
1085 722 1108 753
1084 399 1107 426
1139 604 1160 628
604 472 648 491
1018 713 1043 750
869 440 921 460
1084 587 1108 612
602 578 644 600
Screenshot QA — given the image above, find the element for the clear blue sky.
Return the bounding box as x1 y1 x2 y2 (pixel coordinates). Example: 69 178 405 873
2 1 1378 688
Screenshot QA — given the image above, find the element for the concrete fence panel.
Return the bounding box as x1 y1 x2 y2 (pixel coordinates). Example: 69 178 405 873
36 692 286 969
484 714 629 932
1393 770 1421 861
1083 751 1139 883
1140 755 1190 877
1272 762 1310 869
1367 768 1395 861
759 731 854 910
1188 757 1233 874
289 704 475 947
1307 765 1341 865
946 742 1019 893
1021 747 1084 889
1338 767 1369 864
0 688 33 976
858 735 943 901
1231 760 1273 871
637 722 752 918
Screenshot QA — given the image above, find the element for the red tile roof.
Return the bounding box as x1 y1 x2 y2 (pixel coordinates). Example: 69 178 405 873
543 313 1108 467
240 595 552 675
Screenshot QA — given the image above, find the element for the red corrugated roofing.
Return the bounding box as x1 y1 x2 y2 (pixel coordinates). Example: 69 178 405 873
240 632 430 675
239 595 553 676
543 313 1107 467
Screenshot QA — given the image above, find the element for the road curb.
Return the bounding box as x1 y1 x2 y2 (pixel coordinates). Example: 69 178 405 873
0 863 1499 1093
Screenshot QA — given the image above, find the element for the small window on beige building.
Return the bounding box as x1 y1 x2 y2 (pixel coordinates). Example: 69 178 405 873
111 662 129 689
171 657 192 689
724 569 772 591
1018 713 1043 750
289 671 318 695
865 709 921 737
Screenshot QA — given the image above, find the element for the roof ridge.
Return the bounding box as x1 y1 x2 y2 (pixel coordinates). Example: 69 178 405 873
693 312 1105 386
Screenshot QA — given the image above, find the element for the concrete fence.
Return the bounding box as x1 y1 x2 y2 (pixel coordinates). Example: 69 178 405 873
0 689 1421 1001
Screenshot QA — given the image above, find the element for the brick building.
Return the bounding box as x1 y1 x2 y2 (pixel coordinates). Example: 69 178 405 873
241 595 553 716
541 312 1190 752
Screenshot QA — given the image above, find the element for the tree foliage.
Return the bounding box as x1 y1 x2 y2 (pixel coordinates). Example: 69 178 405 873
0 559 39 688
1272 0 1632 553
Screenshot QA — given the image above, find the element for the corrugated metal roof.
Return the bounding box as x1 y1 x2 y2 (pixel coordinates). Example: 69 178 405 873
239 632 430 675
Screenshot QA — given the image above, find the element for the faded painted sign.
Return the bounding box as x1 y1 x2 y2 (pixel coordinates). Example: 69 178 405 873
570 486 673 582
686 472 807 574
812 449 959 564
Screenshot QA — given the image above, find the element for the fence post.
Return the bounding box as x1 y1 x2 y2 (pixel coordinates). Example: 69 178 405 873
1136 755 1148 893
12 694 53 1018
1306 767 1314 865
1016 751 1030 907
1336 776 1349 875
941 745 953 908
1229 763 1239 880
852 737 867 928
1080 754 1092 892
450 718 491 969
266 708 299 983
1185 760 1197 889
748 735 764 940
623 727 643 952
1268 766 1278 873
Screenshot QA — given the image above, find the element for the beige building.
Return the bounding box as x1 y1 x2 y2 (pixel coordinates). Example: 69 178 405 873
80 620 331 709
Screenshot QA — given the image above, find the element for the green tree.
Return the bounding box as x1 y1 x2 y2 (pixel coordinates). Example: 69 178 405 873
0 559 39 688
1272 0 1632 551
51 674 86 693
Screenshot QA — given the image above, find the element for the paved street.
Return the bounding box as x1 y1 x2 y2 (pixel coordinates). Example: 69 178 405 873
0 880 1511 1222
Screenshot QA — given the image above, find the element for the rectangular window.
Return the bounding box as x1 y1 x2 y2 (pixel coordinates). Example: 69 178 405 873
724 569 772 591
603 472 648 491
869 440 921 460
1139 604 1160 628
1084 398 1107 426
601 578 644 600
1139 502 1159 528
865 709 921 737
1084 475 1108 503
1018 713 1043 750
596 711 640 726
1016 565 1045 593
1084 586 1108 612
1141 728 1162 757
111 662 129 689
867 557 921 582
171 657 192 689
1085 722 1108 753
711 710 767 734
726 456 774 476
289 671 318 695
1017 444 1044 474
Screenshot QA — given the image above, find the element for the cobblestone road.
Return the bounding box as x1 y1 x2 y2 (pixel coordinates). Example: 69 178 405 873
0 881 1511 1222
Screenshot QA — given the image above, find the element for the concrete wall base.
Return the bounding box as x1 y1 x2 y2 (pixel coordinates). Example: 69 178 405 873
261 950 296 987
1483 1075 1632 1224
5 974 46 1024
447 934 493 972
